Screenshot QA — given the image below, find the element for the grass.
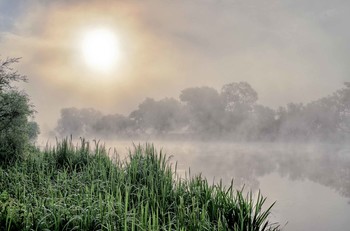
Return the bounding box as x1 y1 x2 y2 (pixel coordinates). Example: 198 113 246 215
0 138 280 231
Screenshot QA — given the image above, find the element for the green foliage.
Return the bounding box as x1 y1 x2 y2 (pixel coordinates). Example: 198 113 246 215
0 139 280 230
0 57 37 164
47 137 95 171
27 121 40 142
0 91 32 163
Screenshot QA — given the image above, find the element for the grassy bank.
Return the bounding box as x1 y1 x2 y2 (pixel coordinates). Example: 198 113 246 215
0 139 280 231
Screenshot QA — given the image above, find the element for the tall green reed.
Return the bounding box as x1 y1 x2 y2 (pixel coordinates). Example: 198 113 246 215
0 138 280 230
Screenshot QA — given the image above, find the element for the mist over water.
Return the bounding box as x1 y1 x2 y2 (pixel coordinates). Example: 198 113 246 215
38 80 350 230
2 1 350 230
51 81 350 143
37 137 350 231
116 140 350 231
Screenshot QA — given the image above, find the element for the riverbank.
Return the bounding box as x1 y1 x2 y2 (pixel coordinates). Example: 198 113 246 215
0 138 279 231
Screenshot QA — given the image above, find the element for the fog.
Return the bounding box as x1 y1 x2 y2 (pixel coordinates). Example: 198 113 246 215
66 140 348 231
39 80 350 231
164 141 350 231
52 81 350 143
2 0 350 230
35 138 350 231
1 0 350 129
49 80 350 199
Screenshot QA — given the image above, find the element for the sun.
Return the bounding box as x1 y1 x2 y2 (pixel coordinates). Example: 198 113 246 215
81 28 120 72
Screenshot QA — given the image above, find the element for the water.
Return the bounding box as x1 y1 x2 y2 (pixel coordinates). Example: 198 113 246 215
38 139 350 230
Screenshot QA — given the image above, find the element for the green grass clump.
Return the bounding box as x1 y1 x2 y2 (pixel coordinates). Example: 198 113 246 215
0 138 280 231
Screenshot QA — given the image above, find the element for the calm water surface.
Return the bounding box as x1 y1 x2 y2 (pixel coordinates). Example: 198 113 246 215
40 139 350 231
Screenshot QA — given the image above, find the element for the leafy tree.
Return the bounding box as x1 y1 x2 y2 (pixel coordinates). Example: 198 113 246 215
0 57 36 164
56 107 102 137
244 105 277 140
302 82 350 140
93 113 134 137
276 103 310 140
219 82 258 136
129 97 186 134
334 82 350 134
180 87 224 135
220 82 258 112
28 121 40 142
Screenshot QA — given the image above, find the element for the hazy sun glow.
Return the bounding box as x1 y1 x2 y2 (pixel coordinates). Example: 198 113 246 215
81 28 120 72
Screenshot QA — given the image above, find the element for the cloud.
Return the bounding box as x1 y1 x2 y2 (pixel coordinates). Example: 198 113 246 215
0 0 349 131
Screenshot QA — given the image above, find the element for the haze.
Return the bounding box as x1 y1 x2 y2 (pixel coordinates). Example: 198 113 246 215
1 1 350 230
1 0 349 134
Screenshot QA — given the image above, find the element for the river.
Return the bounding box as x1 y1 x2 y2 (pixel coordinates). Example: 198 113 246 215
38 139 350 231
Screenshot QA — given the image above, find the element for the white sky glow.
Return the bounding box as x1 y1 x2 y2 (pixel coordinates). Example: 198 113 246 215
81 28 120 72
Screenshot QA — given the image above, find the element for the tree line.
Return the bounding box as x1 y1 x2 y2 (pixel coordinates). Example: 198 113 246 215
56 81 350 142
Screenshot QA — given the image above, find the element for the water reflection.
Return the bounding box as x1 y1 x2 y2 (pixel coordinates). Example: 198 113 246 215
74 140 350 231
158 142 350 199
40 139 350 198
37 140 350 231
157 142 350 231
38 139 350 230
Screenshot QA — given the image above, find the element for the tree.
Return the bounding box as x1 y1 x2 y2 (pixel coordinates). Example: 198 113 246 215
180 87 224 135
276 103 310 140
303 82 350 140
334 82 350 134
129 97 186 134
0 57 36 164
28 121 40 142
219 82 258 136
93 114 134 137
220 82 258 112
0 58 27 91
56 107 102 137
242 105 277 140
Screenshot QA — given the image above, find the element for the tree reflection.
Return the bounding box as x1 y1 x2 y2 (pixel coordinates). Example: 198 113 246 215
176 143 350 198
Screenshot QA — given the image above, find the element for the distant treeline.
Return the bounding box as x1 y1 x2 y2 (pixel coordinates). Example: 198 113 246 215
55 82 350 142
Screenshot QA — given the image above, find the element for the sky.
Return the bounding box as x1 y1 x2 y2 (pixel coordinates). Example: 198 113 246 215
0 0 349 133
